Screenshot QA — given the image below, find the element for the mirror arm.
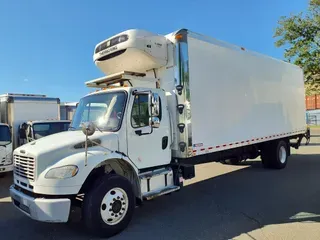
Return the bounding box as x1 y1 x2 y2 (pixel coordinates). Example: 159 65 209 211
148 92 153 118
84 130 88 166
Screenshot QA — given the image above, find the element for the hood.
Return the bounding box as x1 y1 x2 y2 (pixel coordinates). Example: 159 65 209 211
14 130 119 172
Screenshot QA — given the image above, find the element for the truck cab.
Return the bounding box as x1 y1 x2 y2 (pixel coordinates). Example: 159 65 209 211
0 123 13 174
70 83 171 169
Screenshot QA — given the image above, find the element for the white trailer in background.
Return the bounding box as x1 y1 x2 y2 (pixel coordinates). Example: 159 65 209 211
0 93 70 174
60 102 77 120
10 29 307 237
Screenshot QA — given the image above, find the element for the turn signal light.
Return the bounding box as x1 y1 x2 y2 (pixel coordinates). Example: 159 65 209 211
175 34 183 40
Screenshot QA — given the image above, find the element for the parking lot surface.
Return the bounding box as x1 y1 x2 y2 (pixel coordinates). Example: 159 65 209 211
1 129 320 240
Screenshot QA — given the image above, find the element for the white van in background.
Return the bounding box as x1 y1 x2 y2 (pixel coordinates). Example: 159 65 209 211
0 123 12 175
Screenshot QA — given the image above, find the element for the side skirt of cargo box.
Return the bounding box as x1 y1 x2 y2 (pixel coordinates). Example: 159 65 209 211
176 133 305 166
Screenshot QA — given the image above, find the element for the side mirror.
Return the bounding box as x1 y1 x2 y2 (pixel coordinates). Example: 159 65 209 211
81 122 96 136
18 123 27 140
26 126 34 142
21 122 28 131
149 117 160 128
148 92 160 117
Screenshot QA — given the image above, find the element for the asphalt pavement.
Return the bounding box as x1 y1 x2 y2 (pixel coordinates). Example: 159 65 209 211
1 129 320 240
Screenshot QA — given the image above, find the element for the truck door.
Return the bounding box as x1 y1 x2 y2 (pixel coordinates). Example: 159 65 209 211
127 90 171 169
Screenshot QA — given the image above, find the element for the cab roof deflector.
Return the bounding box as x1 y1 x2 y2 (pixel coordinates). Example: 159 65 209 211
85 71 149 88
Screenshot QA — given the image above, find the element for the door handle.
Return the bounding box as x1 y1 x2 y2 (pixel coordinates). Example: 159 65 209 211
162 136 168 150
135 127 153 136
135 130 142 136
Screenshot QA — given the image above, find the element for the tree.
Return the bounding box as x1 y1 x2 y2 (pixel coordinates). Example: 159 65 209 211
274 0 320 95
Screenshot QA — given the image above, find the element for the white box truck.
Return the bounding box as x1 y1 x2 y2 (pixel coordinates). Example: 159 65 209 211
0 93 70 174
60 102 78 120
10 29 306 237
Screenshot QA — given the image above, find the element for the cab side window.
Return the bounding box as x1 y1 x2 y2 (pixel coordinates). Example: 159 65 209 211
131 94 149 128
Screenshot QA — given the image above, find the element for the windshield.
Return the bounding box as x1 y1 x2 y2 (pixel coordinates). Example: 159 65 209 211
33 122 70 140
70 92 126 131
0 125 11 144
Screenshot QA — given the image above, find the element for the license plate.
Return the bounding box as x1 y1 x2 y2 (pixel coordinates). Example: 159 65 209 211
12 193 22 204
13 195 30 214
19 203 30 214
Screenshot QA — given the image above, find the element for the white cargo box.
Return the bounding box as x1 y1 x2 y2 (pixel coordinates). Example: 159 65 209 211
165 30 306 156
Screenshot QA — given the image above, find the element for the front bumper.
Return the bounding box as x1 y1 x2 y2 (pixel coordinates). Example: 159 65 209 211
10 185 71 222
0 164 13 173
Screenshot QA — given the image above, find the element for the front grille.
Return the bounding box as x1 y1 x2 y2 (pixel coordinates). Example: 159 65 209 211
14 184 36 198
14 155 35 181
95 34 128 53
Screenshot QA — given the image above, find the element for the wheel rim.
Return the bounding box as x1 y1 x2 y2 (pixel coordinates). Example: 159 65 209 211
100 187 129 225
279 146 287 164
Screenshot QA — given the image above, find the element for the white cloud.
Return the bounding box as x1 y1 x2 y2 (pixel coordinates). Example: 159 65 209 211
23 78 28 82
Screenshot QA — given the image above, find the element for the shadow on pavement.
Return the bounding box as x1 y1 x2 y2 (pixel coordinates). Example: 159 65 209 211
125 153 320 240
144 154 320 239
0 173 13 199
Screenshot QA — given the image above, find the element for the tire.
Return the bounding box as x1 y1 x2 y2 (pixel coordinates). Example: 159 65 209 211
261 140 288 169
220 160 228 164
82 174 135 238
0 173 6 178
221 159 240 165
229 158 241 165
261 142 272 168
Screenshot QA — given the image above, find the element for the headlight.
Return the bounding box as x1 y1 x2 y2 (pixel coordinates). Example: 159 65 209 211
45 165 79 179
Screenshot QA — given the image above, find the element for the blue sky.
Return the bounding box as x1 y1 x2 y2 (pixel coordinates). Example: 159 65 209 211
0 0 308 102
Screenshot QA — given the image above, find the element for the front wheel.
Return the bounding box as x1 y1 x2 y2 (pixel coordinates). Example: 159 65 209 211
82 174 135 238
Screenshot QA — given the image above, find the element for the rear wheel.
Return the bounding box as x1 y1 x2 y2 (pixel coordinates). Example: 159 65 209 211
82 174 135 238
221 158 241 165
261 140 288 169
229 158 241 165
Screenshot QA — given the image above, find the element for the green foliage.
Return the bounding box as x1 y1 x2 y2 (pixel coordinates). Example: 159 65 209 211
305 82 320 95
274 0 320 94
